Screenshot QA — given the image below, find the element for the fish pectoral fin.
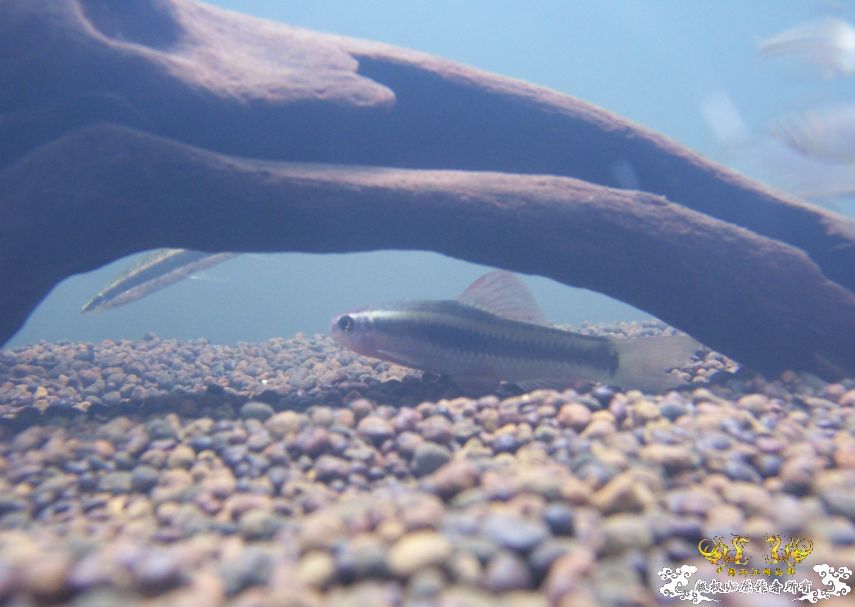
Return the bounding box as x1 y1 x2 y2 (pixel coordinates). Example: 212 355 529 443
375 348 424 369
449 374 500 396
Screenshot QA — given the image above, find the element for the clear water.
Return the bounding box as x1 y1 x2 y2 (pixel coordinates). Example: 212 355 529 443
9 0 855 347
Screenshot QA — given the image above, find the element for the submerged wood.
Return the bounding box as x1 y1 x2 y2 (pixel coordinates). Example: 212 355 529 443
0 0 853 378
3 125 853 378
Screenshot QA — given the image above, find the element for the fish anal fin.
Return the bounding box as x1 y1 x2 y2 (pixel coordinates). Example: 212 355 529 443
457 270 548 324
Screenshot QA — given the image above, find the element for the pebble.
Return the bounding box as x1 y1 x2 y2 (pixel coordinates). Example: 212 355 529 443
424 460 479 499
820 489 855 520
557 403 591 431
265 411 302 438
407 566 445 599
239 509 282 540
167 444 196 469
411 443 452 477
97 471 133 494
388 531 453 577
356 416 394 444
600 514 654 554
130 465 160 493
591 470 654 515
335 534 388 581
482 514 549 552
419 415 453 443
0 324 846 605
484 550 533 592
133 549 184 595
298 551 336 588
640 443 697 472
542 503 575 536
313 455 350 482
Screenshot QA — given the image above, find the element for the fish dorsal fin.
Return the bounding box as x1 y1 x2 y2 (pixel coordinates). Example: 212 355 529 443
457 271 548 324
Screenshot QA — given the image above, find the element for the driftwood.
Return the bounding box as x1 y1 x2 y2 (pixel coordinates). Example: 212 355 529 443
1 0 853 378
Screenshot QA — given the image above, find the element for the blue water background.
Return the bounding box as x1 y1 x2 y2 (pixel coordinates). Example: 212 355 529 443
8 1 855 347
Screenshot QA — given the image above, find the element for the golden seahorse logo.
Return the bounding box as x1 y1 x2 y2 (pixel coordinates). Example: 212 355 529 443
730 534 750 565
698 534 751 566
785 537 814 564
766 534 786 564
766 534 813 565
698 537 727 565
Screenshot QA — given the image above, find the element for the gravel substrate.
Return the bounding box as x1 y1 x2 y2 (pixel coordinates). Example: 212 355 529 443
0 321 853 606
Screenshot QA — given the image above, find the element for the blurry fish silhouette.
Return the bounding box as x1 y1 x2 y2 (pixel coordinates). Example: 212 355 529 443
759 17 855 77
700 89 752 149
700 90 854 207
330 271 700 394
773 104 855 163
82 249 237 313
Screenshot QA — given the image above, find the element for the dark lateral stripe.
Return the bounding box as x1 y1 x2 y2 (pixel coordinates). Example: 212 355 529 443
85 250 233 311
105 250 214 295
373 301 618 372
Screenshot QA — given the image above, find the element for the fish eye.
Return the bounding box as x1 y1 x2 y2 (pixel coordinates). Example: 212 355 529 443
337 315 354 332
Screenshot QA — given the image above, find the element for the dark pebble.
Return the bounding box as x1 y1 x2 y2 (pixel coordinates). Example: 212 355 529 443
482 514 548 552
723 459 762 483
131 466 160 493
146 419 175 441
412 443 452 477
492 433 520 454
591 385 617 406
529 539 573 580
189 435 214 451
113 451 136 470
0 498 27 516
221 445 248 467
660 400 688 421
335 536 389 582
754 454 782 478
543 503 575 536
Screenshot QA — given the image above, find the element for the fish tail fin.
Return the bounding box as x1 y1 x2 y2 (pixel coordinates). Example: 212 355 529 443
612 335 701 392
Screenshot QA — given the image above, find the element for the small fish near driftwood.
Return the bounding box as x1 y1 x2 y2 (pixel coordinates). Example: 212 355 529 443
82 249 237 313
331 271 700 394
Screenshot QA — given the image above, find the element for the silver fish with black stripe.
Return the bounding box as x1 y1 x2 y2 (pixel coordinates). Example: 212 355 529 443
330 271 700 393
82 249 237 313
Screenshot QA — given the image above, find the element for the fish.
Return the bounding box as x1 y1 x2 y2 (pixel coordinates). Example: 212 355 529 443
330 271 700 394
772 104 855 164
759 17 855 77
82 249 237 313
